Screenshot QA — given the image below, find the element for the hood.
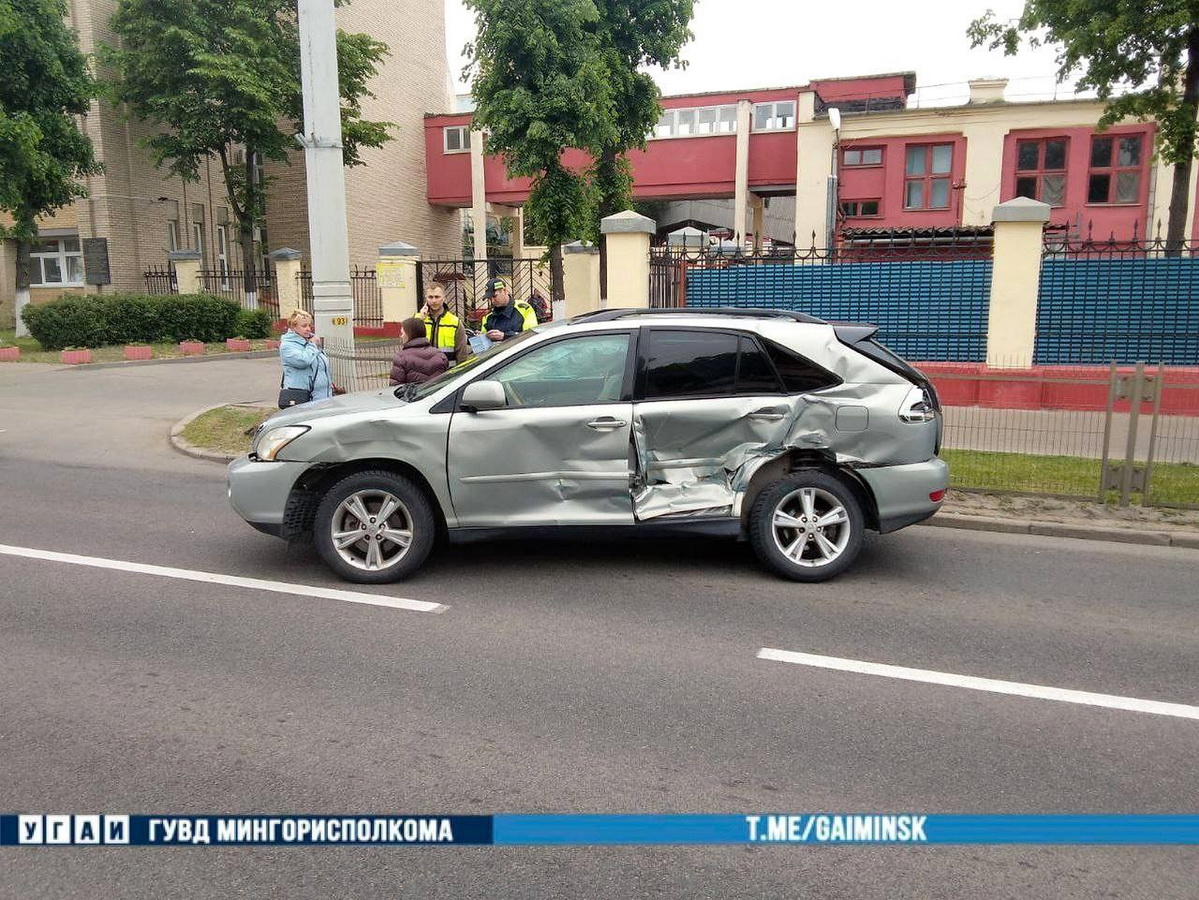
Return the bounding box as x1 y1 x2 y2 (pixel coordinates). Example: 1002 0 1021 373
264 388 406 428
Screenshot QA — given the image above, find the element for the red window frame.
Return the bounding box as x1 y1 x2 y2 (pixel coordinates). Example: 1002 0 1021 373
903 143 953 210
839 199 882 218
1087 134 1143 205
1014 137 1068 207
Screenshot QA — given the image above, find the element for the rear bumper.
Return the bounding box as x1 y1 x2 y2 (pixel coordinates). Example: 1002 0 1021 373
226 456 309 537
858 458 949 533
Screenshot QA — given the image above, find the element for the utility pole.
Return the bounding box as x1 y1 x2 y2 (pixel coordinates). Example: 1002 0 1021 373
296 0 354 364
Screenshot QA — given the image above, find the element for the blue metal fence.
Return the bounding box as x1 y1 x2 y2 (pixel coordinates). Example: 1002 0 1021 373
685 259 992 361
1036 257 1199 365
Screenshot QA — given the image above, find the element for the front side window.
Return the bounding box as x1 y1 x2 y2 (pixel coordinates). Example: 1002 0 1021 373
1015 137 1067 206
490 333 630 408
1088 135 1142 204
30 237 84 286
904 143 953 210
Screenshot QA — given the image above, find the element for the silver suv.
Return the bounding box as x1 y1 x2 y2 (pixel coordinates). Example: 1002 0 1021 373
228 309 947 583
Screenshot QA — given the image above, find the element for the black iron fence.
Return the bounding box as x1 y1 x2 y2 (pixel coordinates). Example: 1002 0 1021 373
200 269 277 313
296 267 383 328
143 266 177 295
417 257 552 326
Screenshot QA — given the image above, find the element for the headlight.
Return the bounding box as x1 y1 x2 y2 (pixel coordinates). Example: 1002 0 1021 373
252 425 310 460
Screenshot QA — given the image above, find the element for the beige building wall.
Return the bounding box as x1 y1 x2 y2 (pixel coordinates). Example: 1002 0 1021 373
267 0 460 271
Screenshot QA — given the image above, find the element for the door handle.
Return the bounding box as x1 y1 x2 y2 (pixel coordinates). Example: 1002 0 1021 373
748 408 786 421
586 417 627 429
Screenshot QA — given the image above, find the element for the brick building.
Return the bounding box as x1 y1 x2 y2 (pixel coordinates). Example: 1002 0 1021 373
0 0 459 329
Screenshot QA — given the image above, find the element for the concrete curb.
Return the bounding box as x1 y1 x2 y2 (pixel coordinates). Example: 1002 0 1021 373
86 349 278 370
169 403 273 464
921 512 1199 549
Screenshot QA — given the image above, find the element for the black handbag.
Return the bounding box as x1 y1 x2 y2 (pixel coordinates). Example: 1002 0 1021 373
278 367 318 408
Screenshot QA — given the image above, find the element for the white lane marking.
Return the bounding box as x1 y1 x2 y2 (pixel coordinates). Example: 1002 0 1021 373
758 648 1199 720
0 543 446 613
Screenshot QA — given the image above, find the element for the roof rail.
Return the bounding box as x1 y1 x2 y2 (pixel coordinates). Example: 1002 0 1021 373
568 307 828 325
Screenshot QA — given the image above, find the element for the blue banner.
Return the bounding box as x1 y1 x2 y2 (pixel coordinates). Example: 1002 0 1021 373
3 814 1198 846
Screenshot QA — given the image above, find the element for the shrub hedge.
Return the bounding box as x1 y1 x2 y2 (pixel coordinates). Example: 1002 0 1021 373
20 293 251 350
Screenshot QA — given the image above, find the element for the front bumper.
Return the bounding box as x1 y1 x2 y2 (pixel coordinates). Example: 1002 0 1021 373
858 457 949 533
226 455 310 537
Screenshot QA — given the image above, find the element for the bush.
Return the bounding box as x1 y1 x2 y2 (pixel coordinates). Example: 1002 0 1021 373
235 308 273 339
21 293 241 349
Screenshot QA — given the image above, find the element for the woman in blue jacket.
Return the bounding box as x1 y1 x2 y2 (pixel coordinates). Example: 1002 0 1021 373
279 310 333 405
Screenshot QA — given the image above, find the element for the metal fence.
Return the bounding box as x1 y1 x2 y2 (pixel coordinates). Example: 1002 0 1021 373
937 364 1199 508
1036 234 1199 366
199 269 277 313
417 257 552 326
296 267 383 328
143 266 177 295
652 242 993 361
321 336 400 393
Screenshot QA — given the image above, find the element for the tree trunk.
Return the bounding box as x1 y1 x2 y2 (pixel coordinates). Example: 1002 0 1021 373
1165 29 1199 254
549 240 565 307
14 238 32 339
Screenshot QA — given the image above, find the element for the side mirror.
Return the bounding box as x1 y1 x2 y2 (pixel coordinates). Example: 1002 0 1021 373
461 380 507 412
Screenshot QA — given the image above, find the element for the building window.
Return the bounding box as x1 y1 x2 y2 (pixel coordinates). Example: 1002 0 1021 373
192 221 206 263
444 125 471 153
753 100 796 131
30 237 84 286
167 220 180 253
840 199 881 217
1015 138 1067 206
842 147 883 167
1088 135 1142 204
216 225 230 287
904 143 953 210
654 105 737 138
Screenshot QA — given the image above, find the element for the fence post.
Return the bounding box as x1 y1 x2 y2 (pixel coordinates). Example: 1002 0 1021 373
271 248 304 322
986 197 1050 367
377 240 420 337
168 250 203 294
601 211 655 307
562 241 600 317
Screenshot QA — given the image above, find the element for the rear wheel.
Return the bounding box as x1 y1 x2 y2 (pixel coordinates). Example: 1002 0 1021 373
313 470 435 583
749 470 864 582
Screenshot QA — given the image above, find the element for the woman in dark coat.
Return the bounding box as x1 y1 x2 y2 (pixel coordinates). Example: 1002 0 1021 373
389 317 450 386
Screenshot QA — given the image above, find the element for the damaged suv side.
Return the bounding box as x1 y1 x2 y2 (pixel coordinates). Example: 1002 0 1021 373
227 308 947 584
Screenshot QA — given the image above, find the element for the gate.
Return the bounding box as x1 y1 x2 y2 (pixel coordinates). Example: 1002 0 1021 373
416 258 552 326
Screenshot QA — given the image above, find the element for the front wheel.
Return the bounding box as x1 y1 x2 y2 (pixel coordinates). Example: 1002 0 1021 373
313 470 436 583
749 470 864 582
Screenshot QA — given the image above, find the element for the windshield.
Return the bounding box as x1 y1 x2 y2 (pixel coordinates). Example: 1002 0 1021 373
400 329 540 402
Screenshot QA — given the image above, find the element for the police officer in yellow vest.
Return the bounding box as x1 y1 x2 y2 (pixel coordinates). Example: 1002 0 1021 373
419 283 470 363
481 278 537 342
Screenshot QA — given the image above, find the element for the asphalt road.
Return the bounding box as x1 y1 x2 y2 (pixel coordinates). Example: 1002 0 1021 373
1 358 1197 897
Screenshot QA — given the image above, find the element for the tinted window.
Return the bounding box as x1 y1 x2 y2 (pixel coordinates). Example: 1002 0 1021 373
642 330 737 398
762 339 839 393
737 336 783 394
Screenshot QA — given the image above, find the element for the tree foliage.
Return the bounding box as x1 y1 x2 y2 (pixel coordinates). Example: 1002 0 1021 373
969 1 1199 247
465 0 692 298
0 0 100 245
103 0 391 288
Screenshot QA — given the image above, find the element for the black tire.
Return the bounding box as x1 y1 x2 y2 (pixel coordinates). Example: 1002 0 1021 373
749 470 864 582
313 470 436 584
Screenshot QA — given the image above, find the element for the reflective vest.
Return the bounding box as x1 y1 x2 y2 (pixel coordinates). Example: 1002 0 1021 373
421 309 462 354
481 300 538 335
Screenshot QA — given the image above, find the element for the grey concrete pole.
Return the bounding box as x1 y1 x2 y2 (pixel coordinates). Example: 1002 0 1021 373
296 0 354 363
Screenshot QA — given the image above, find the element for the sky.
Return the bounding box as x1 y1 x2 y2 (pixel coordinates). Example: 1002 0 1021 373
444 0 1091 107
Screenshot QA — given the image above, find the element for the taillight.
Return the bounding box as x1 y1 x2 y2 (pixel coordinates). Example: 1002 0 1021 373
929 489 946 502
899 385 937 423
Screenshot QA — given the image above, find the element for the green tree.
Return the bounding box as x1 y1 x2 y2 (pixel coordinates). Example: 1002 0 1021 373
0 0 100 330
969 2 1199 250
103 0 391 302
464 0 619 303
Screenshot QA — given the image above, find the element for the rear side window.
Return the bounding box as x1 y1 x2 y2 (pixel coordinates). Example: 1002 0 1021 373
640 330 788 399
762 339 840 393
642 330 738 398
